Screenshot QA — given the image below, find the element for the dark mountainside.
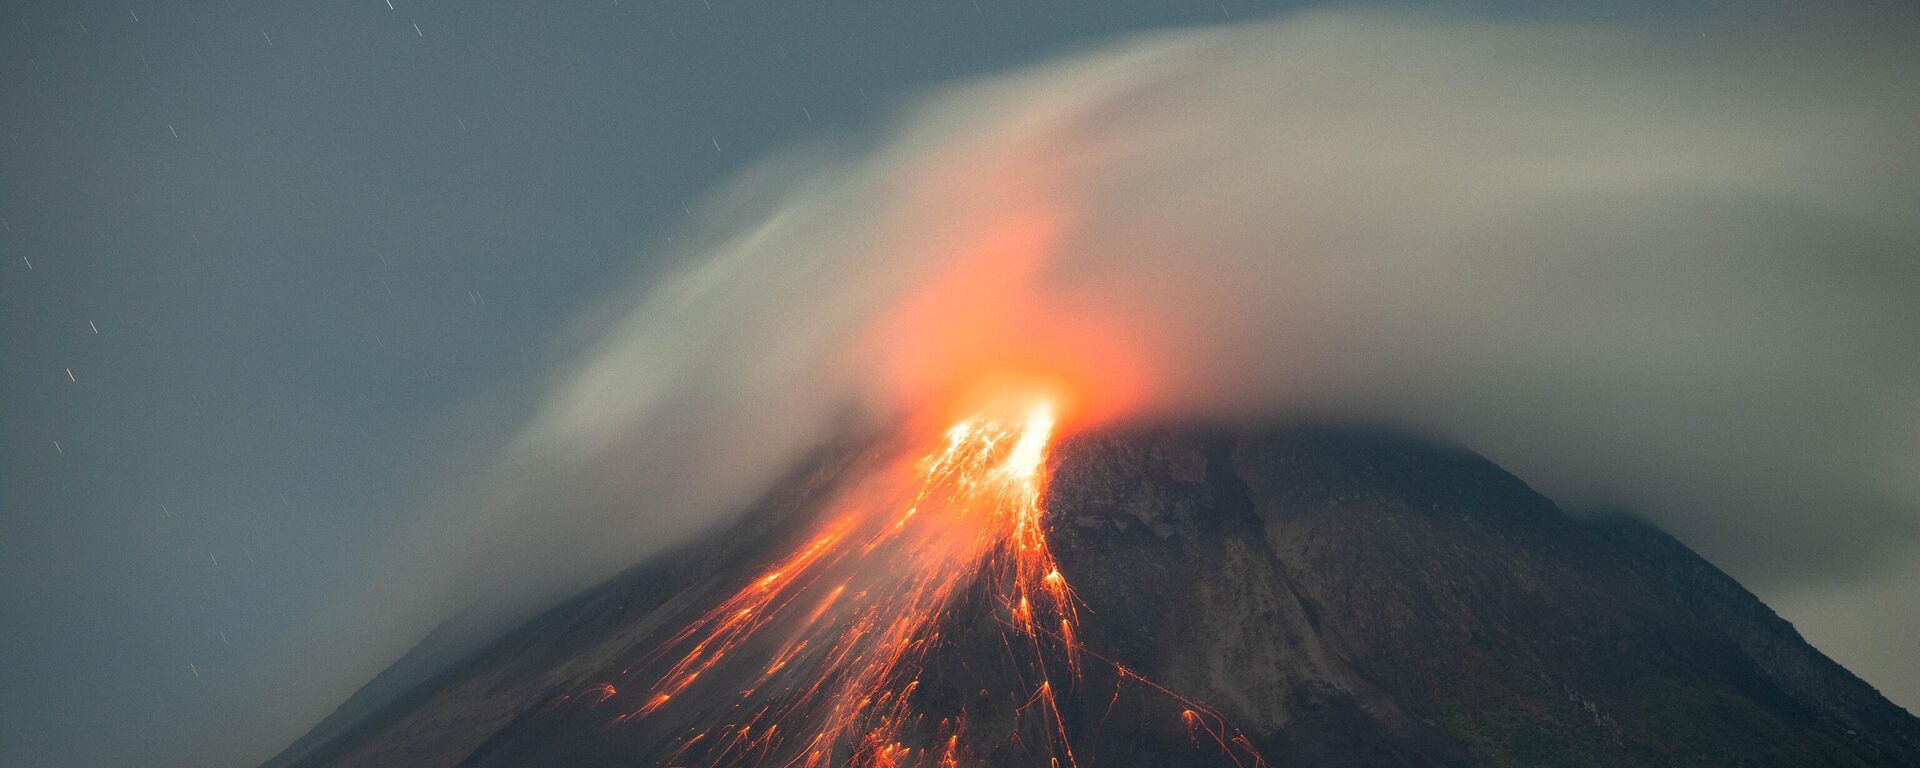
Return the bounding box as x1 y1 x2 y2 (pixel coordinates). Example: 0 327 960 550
266 425 1920 768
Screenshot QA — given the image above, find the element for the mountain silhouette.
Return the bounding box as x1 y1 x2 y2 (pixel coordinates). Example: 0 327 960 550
267 424 1920 767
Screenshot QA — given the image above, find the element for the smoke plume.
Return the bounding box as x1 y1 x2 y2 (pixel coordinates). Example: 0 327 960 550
349 6 1920 712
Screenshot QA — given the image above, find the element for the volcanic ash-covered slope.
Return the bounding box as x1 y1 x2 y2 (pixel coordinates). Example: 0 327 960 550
267 425 1920 768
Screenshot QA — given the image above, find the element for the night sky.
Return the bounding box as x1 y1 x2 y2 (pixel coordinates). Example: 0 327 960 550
1 2 1899 768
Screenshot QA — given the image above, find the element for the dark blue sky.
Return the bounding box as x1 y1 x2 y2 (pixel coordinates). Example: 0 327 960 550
0 1 1810 767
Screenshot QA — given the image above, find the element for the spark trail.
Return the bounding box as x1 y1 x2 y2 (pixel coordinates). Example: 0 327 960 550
603 393 1264 767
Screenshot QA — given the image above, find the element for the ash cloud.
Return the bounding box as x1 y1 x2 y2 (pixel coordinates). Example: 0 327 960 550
343 6 1920 714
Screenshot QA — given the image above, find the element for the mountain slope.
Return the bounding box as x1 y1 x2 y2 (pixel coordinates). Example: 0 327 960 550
267 424 1920 767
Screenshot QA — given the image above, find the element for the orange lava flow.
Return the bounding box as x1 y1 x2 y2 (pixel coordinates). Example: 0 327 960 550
607 393 1265 767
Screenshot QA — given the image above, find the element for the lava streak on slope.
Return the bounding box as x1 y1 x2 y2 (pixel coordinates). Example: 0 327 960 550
600 392 1265 767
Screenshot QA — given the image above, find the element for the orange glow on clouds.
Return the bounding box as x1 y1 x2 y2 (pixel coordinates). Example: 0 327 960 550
857 164 1150 437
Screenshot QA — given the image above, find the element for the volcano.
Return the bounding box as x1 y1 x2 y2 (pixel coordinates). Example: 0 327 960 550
266 423 1920 767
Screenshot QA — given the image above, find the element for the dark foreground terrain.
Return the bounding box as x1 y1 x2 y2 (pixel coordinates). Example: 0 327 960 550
268 425 1920 767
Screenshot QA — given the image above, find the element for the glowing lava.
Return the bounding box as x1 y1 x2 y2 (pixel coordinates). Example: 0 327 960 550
605 393 1263 767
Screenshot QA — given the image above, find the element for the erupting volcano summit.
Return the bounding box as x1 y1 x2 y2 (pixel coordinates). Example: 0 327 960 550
607 394 1259 767
268 411 1920 767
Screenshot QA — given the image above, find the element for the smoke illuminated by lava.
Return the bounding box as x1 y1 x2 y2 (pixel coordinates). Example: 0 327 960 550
326 8 1920 754
595 394 1260 766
